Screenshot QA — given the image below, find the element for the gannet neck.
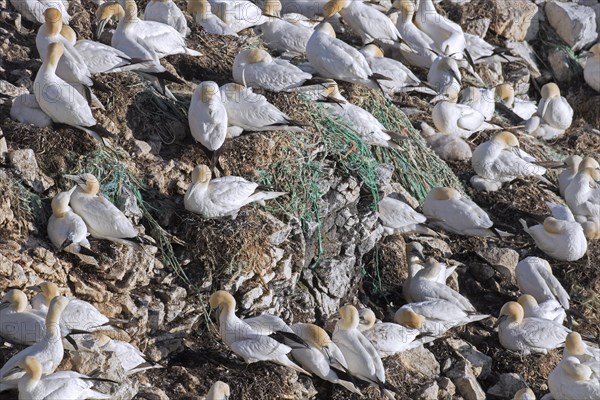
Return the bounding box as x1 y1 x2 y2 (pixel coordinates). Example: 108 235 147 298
22 356 43 384
43 7 63 36
188 0 211 16
60 25 77 45
262 0 282 17
46 296 69 336
323 0 349 17
399 0 415 21
96 2 125 21
495 84 515 107
51 191 72 218
422 258 442 280
359 309 376 329
394 308 424 329
43 42 64 71
565 332 585 356
40 282 60 306
500 301 524 324
337 305 359 330
562 357 592 381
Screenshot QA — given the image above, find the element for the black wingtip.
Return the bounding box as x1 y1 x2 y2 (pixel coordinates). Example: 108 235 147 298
147 70 186 85
269 331 310 348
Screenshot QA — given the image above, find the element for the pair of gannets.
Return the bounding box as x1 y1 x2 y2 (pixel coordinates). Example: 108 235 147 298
47 185 93 255
460 86 495 121
8 0 70 25
333 305 396 399
145 0 190 36
232 48 312 92
497 301 570 354
496 83 538 121
584 43 600 93
422 187 495 237
357 309 422 357
185 165 286 218
516 257 569 324
209 291 309 374
520 205 587 262
413 0 466 60
525 83 573 140
377 196 437 236
428 55 461 96
431 88 489 139
403 243 456 302
470 131 547 191
0 290 46 345
420 122 472 161
187 0 238 36
564 157 600 223
559 155 584 197
563 332 600 376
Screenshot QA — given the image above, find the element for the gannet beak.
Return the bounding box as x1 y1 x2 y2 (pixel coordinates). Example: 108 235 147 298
0 302 10 310
385 7 397 16
26 285 41 292
67 185 78 195
493 315 507 329
512 146 522 159
96 18 109 39
64 174 85 185
3 366 22 378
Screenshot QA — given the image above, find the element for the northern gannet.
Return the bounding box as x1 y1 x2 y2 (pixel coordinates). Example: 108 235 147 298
515 256 569 317
495 83 537 121
210 0 268 33
584 43 600 92
306 22 384 89
322 0 402 44
518 294 566 324
0 296 69 386
525 83 574 140
359 44 434 96
414 0 465 59
0 290 46 345
189 81 228 166
219 83 304 136
94 334 162 375
47 186 92 255
9 94 53 128
33 42 113 139
470 131 547 190
460 86 495 121
187 0 238 36
377 196 435 236
65 173 139 240
564 165 600 223
184 165 286 218
520 216 587 262
431 88 487 139
16 356 112 400
419 122 472 162
395 300 489 338
209 291 309 374
29 282 110 336
206 380 231 400
564 332 600 376
559 155 583 198
496 301 569 354
332 305 395 399
422 187 495 237
548 356 600 400
145 0 190 36
405 258 476 312
428 55 461 96
513 387 536 400
8 0 70 25
232 48 312 92
403 245 456 300
357 309 421 357
254 0 313 57
289 323 361 394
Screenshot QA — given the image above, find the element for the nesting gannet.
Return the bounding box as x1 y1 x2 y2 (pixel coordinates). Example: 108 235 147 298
8 0 70 25
414 0 465 59
9 94 53 128
189 81 227 166
460 87 495 121
0 296 69 386
403 242 425 303
30 282 110 336
388 0 437 69
377 196 435 236
422 187 495 237
232 48 312 92
332 305 395 399
515 256 570 317
583 220 600 241
495 83 537 121
357 309 421 357
428 55 461 96
254 0 313 57
518 294 566 324
94 334 161 375
559 155 583 198
187 0 238 36
206 380 231 400
209 291 309 374
322 0 402 44
406 258 476 312
219 83 304 136
145 0 190 36
525 83 574 140
496 301 569 354
431 88 487 139
306 22 384 90
289 323 361 394
396 300 489 339
564 164 600 223
16 356 112 400
548 356 600 400
584 43 600 93
513 387 536 400
184 165 286 218
564 332 600 376
36 8 102 110
359 44 434 96
470 131 547 190
34 42 113 139
520 216 587 262
47 186 92 255
65 173 138 241
0 290 46 345
210 0 268 33
419 122 472 162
